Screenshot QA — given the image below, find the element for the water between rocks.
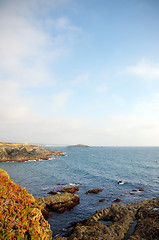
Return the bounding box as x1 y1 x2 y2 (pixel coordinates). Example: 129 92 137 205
1 146 159 236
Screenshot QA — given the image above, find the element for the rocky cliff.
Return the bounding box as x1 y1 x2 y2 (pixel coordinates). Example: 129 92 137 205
0 142 64 162
0 169 52 239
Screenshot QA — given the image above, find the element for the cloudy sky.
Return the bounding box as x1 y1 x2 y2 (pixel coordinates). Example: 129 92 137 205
1 0 159 146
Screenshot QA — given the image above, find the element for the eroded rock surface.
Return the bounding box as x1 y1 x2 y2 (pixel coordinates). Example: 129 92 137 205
35 192 80 214
54 198 159 240
86 189 103 194
59 186 79 193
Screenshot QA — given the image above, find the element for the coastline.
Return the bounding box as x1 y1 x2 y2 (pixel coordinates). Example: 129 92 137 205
0 168 158 239
0 142 65 162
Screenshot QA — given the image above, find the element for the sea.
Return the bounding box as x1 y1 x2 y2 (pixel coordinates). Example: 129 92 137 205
0 146 159 237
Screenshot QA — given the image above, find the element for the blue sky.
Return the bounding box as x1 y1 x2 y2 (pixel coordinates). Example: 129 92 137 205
0 0 159 146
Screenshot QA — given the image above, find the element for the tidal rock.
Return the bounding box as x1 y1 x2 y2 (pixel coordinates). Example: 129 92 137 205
114 198 122 202
99 199 106 202
59 186 79 193
35 192 80 214
86 189 103 194
53 197 159 240
130 192 136 195
47 190 58 195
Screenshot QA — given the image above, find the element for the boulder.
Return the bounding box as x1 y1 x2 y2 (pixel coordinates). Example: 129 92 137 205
35 192 80 214
59 186 79 193
114 198 122 202
99 199 106 202
86 189 102 194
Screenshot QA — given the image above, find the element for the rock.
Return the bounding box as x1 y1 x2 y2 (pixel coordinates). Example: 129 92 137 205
53 197 159 240
0 169 52 239
130 192 135 195
59 186 79 193
35 192 80 214
47 190 58 195
86 189 103 194
99 199 106 202
114 198 122 202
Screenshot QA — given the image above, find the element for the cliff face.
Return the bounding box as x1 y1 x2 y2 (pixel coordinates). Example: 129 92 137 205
0 169 52 239
0 142 64 162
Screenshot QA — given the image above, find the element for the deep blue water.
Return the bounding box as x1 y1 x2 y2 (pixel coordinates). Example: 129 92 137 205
0 146 159 236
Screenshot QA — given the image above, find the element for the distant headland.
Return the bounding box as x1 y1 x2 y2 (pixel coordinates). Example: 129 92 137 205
0 142 65 162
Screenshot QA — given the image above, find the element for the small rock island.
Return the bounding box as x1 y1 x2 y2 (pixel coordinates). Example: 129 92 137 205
0 142 65 162
68 144 90 147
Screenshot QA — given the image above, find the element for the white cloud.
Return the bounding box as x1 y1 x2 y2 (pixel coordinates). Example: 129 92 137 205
52 90 73 109
0 80 31 121
0 0 81 88
125 59 159 79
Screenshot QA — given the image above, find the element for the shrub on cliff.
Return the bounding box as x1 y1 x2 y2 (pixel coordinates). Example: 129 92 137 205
0 169 52 240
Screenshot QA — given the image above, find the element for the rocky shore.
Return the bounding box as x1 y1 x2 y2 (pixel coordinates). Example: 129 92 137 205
0 168 159 239
0 142 65 162
54 197 159 240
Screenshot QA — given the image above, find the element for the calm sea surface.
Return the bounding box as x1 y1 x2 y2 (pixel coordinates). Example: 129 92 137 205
0 147 159 236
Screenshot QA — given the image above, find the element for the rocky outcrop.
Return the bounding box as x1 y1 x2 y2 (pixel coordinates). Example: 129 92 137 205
0 142 65 162
0 169 52 239
35 192 80 214
54 198 159 240
86 189 102 194
59 186 79 194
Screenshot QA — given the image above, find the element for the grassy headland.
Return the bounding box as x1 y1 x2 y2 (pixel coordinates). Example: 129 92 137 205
0 142 64 162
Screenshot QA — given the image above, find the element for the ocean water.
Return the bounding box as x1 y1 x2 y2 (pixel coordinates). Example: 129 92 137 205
0 146 159 236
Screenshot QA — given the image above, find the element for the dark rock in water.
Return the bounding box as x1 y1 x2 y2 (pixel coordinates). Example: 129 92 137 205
53 198 159 240
47 190 58 195
130 192 135 195
132 189 138 192
114 198 122 202
59 186 79 193
35 192 80 214
99 198 107 202
86 189 103 194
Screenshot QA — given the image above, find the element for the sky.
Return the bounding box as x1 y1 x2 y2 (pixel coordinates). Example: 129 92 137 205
0 0 159 146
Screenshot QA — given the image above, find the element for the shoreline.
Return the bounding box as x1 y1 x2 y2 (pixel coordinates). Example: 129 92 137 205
0 168 158 239
0 142 65 162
